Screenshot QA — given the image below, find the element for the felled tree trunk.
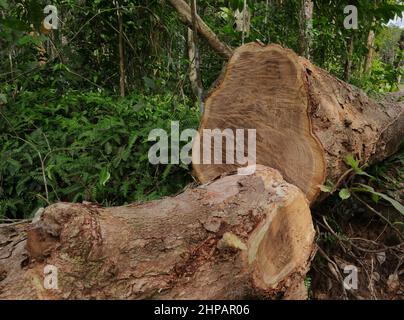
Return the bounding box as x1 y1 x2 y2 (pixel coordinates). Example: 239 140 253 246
193 43 404 203
0 165 315 300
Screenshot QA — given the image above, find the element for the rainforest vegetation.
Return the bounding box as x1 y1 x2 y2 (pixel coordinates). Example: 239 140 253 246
0 0 403 300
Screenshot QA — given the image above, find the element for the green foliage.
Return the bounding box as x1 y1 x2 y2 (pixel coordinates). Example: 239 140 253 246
0 0 192 95
312 1 403 84
1 0 403 221
369 149 404 195
304 275 312 299
352 184 404 215
1 0 402 94
319 181 335 193
0 89 199 219
320 152 404 216
351 58 404 93
319 231 338 248
344 154 373 178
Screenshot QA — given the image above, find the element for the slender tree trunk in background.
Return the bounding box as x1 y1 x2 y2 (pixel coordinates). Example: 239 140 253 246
264 0 269 24
8 52 13 81
187 29 202 102
2 10 13 80
168 0 233 59
116 1 125 97
364 30 375 74
234 1 250 45
242 0 247 44
264 0 271 43
189 0 203 113
299 0 314 59
344 35 354 82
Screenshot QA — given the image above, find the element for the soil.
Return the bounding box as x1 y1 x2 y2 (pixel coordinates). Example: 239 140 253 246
310 182 404 300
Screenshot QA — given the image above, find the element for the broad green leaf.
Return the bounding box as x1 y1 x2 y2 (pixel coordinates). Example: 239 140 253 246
344 155 374 178
46 165 55 181
374 192 403 216
355 184 404 216
339 188 351 200
99 168 111 186
319 180 335 193
319 184 333 193
345 154 359 170
52 63 67 71
355 167 374 179
162 163 173 180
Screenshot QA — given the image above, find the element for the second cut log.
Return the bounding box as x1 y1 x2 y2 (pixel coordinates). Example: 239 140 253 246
0 165 315 300
193 43 404 203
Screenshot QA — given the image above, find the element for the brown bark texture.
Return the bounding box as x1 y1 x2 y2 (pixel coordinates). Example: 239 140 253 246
193 43 404 203
0 165 315 300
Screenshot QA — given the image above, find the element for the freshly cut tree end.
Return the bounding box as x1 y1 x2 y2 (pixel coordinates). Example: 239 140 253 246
0 165 315 300
193 43 326 202
193 43 403 204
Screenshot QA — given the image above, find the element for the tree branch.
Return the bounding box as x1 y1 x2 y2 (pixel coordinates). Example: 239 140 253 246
168 0 233 59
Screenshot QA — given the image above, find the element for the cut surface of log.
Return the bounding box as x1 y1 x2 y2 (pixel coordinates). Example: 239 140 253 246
0 165 315 300
193 43 404 203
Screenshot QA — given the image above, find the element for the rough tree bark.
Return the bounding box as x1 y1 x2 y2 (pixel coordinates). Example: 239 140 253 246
299 0 314 59
169 0 233 59
364 30 375 74
187 28 202 100
343 36 354 82
0 166 315 300
193 43 404 203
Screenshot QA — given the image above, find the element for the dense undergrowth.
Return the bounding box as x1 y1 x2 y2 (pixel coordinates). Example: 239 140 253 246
310 148 404 299
0 87 199 219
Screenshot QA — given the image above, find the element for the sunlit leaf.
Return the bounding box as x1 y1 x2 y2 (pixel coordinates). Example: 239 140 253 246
339 188 351 200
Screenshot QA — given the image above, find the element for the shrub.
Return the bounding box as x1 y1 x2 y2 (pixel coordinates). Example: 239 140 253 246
0 89 199 219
